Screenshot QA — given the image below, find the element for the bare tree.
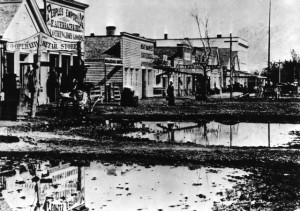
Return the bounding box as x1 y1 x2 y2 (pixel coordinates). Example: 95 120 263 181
183 2 213 100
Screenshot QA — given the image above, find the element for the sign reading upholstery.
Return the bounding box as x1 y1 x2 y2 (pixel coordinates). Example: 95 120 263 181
45 0 85 42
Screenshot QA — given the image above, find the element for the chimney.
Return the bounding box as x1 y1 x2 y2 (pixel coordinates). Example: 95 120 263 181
164 33 168 40
217 34 222 38
132 33 140 37
106 26 116 36
90 33 95 37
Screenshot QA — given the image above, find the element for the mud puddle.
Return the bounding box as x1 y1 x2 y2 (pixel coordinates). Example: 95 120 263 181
0 156 250 211
112 120 300 147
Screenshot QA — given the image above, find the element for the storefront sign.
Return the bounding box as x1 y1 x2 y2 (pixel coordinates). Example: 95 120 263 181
41 33 78 51
45 0 85 42
104 58 123 65
7 33 79 52
7 34 39 52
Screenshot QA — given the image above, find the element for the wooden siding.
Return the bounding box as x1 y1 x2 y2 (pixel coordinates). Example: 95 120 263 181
85 61 123 86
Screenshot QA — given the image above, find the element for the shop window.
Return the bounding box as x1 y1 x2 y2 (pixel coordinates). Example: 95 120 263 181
50 54 59 68
156 75 161 84
61 55 70 77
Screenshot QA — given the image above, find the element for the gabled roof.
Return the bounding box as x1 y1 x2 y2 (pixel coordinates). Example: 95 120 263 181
0 0 22 36
1 0 50 40
26 0 49 34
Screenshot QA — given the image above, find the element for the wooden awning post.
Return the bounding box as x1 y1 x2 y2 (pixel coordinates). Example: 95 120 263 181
31 33 42 118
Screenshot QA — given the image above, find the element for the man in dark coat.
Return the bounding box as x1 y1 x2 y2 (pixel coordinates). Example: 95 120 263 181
167 81 175 106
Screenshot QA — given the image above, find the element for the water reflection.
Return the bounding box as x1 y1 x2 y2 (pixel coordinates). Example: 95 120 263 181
0 158 249 211
0 158 87 211
121 121 300 147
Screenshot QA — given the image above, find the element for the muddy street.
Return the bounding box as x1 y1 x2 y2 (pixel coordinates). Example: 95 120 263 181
1 98 300 210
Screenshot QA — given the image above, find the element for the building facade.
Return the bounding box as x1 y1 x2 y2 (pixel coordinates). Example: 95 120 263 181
154 34 250 96
85 27 155 100
0 0 88 106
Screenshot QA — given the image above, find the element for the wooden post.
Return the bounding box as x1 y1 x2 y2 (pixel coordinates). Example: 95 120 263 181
77 41 81 67
230 33 233 100
31 33 42 118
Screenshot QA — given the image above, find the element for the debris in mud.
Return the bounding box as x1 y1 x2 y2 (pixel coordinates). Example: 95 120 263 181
196 194 206 199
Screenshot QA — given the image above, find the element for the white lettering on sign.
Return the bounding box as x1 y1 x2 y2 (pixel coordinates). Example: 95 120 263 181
104 58 123 65
7 33 78 52
45 0 85 42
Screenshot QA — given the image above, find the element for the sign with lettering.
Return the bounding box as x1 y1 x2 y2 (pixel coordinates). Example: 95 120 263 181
7 34 39 52
104 58 123 65
41 33 78 51
7 33 79 52
45 0 85 42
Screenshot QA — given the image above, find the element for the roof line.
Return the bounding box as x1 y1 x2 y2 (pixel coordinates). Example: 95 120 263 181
45 0 89 9
27 0 50 34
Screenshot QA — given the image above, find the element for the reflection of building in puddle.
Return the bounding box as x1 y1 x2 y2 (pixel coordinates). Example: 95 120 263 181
1 161 87 211
128 121 240 146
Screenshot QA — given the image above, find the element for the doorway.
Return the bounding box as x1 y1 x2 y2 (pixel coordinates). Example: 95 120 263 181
7 53 14 74
142 69 146 99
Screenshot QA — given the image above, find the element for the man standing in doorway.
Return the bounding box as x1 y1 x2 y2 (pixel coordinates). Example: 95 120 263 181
167 81 175 106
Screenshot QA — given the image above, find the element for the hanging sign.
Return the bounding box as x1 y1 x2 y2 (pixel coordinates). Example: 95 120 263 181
104 58 123 65
7 33 78 52
6 34 39 52
41 33 78 51
45 0 85 42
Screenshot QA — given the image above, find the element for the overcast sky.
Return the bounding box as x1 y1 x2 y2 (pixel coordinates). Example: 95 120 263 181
80 0 300 70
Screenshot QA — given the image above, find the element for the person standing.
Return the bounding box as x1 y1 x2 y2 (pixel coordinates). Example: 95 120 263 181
47 67 58 103
167 81 175 106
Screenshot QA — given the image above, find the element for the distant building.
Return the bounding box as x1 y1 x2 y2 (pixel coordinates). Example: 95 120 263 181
154 34 252 96
85 27 155 100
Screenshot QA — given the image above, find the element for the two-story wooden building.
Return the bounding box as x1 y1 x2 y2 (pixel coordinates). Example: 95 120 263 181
85 27 155 100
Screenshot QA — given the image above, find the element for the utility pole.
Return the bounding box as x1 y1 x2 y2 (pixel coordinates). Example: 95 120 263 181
77 41 81 67
278 60 281 83
267 0 271 83
230 33 233 100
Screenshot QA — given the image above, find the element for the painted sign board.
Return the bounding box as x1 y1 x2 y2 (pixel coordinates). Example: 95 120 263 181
7 33 78 52
45 0 85 42
105 58 123 65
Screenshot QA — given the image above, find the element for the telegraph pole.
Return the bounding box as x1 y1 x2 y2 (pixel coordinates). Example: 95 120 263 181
278 60 281 83
267 0 271 83
230 33 233 100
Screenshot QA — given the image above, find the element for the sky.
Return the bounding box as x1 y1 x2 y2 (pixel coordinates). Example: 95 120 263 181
79 0 300 71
